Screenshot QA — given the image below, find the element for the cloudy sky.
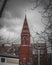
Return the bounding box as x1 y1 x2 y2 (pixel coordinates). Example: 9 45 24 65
0 0 48 44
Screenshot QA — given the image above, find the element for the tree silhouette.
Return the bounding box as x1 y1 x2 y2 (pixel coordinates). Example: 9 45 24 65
30 0 52 65
0 0 8 17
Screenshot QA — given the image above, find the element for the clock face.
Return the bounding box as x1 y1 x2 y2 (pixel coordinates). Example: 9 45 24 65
23 36 26 41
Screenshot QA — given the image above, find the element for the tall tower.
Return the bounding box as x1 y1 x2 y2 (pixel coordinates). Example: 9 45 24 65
20 15 32 65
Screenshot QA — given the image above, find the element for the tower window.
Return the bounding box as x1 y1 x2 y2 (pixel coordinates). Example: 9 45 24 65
23 36 26 44
23 36 26 40
1 58 5 62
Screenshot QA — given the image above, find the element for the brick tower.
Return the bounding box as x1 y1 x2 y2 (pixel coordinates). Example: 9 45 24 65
20 15 32 65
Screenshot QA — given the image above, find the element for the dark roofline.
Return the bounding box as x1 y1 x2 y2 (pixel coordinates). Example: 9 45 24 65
0 53 19 59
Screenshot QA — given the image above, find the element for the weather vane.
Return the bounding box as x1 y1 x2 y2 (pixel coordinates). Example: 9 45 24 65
25 9 27 15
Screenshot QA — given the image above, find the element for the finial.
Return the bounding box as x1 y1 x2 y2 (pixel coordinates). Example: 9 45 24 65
25 9 27 14
25 9 27 16
24 9 27 21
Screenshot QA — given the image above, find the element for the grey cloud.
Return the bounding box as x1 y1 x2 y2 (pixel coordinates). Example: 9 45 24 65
0 0 50 44
0 18 4 28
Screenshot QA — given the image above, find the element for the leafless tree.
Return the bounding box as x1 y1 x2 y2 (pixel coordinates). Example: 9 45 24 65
0 0 8 17
30 0 52 44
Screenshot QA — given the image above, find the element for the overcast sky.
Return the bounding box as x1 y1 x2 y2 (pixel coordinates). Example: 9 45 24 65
0 0 49 44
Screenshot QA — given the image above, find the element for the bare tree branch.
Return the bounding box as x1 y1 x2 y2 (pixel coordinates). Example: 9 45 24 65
0 0 8 17
44 0 52 13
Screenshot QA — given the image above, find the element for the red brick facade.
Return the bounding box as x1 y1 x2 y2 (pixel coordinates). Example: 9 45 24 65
20 15 32 65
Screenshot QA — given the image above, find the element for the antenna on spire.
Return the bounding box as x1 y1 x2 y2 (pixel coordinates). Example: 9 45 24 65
25 9 27 16
25 9 27 14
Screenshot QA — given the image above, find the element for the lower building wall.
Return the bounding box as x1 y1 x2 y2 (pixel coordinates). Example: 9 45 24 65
33 54 48 65
0 57 19 65
0 62 19 65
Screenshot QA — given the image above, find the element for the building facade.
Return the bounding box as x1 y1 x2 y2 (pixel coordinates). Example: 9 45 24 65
33 43 48 65
20 15 32 65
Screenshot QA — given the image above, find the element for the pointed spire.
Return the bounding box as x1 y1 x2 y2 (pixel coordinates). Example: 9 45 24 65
25 14 27 21
24 14 28 26
24 9 27 24
21 14 30 34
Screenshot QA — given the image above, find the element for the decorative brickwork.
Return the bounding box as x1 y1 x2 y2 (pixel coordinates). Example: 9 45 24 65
20 15 32 65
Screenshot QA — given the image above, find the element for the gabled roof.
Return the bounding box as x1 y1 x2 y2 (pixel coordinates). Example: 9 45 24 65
0 53 19 59
0 45 20 58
